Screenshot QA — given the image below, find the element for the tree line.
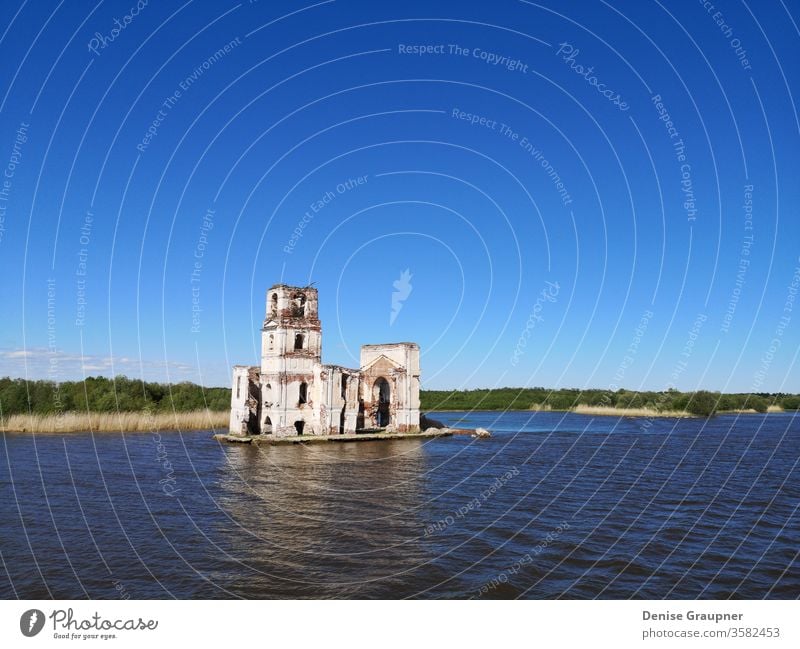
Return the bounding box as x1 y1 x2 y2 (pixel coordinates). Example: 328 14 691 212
0 376 229 415
2 377 798 418
420 387 800 416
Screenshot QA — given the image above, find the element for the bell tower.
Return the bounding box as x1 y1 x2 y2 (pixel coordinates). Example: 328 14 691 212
260 284 321 433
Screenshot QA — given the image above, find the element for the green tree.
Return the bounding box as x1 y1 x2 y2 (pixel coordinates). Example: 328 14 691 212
0 380 28 414
687 391 718 417
748 395 769 413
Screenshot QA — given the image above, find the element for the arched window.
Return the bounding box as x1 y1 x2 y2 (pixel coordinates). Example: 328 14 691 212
291 293 305 317
268 334 274 351
270 293 278 316
374 377 391 403
294 333 304 350
299 382 308 404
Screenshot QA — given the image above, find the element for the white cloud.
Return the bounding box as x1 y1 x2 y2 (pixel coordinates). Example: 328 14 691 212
0 348 229 386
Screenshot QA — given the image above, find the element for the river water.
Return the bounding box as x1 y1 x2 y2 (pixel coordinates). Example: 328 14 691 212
1 411 798 598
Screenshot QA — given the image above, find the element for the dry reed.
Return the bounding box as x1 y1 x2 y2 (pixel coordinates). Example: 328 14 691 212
719 405 784 414
571 405 695 418
0 410 228 433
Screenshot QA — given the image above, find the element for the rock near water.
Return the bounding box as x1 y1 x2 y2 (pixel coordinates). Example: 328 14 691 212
420 413 446 429
421 413 491 438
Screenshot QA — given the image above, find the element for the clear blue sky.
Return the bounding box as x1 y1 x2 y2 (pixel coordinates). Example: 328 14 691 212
0 0 798 392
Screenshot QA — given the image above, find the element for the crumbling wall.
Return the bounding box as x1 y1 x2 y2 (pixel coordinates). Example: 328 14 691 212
359 344 421 432
245 366 261 435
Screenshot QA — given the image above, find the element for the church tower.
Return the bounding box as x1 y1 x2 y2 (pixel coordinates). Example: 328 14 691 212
260 284 321 435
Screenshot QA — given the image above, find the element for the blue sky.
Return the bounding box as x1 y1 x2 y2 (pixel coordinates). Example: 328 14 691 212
0 0 798 392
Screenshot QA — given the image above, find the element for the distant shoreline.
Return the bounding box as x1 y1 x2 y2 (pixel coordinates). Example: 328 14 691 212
3 377 796 430
428 405 787 418
421 388 798 416
0 405 790 434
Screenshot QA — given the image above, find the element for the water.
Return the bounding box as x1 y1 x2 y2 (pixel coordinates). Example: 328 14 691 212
1 411 798 599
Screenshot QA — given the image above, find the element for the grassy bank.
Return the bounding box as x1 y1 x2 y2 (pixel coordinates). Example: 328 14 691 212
547 404 785 418
570 405 696 418
1 409 228 433
429 404 788 418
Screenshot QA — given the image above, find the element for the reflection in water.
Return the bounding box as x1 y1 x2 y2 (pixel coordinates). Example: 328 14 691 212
215 440 430 597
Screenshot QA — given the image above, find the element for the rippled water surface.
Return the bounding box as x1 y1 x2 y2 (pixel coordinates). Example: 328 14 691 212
1 411 798 598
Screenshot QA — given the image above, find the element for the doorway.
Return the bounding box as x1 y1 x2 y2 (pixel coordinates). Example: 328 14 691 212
374 377 390 427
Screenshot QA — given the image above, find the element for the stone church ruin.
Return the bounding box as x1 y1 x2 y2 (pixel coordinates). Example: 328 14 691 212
229 283 421 437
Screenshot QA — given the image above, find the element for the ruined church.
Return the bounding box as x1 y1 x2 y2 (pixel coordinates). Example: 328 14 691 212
229 284 421 437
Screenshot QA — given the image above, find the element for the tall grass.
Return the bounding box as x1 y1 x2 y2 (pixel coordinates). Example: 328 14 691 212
0 409 228 433
571 405 695 418
572 404 785 418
